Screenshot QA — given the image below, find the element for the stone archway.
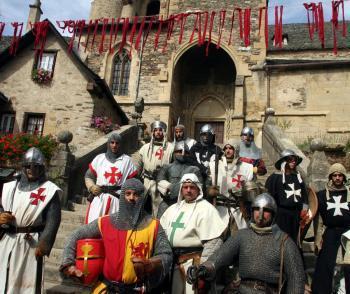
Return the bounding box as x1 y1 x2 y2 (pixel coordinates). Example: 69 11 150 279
170 42 236 143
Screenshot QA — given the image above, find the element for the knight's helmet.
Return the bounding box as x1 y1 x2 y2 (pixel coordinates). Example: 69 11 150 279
148 120 168 157
241 126 254 138
251 193 277 224
199 124 215 145
275 149 302 170
22 147 45 167
174 140 190 155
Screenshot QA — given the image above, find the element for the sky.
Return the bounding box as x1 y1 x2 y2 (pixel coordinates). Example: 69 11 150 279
0 0 349 35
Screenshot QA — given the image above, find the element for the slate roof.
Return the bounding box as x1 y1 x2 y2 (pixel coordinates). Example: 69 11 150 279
0 36 12 54
268 22 350 51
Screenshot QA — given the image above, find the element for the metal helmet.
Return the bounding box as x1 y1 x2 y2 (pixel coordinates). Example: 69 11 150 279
275 149 302 170
174 140 190 154
251 193 277 224
151 120 167 132
22 147 45 166
200 124 215 135
242 181 262 203
241 126 254 137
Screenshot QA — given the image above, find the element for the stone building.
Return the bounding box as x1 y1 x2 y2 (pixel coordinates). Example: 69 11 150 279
0 21 128 148
2 0 350 145
81 0 350 144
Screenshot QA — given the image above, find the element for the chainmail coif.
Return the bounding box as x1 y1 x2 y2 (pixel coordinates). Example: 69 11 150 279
116 178 149 230
105 133 122 163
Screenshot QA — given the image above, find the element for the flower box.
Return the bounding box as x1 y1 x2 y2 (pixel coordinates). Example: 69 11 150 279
32 68 52 84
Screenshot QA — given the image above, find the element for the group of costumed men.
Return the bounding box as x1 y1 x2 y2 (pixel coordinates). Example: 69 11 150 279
0 120 349 293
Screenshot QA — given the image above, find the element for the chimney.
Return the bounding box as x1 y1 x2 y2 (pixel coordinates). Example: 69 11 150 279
26 0 43 32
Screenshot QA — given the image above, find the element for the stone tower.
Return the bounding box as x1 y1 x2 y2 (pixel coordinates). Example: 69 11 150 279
89 0 123 20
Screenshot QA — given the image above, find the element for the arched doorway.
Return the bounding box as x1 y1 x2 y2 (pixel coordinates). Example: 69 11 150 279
171 43 236 144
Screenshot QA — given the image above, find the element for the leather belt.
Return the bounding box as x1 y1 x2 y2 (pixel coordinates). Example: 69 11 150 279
7 225 45 234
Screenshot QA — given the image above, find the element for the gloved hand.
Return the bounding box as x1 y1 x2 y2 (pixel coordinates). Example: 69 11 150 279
186 264 210 285
62 265 83 279
89 185 102 196
207 186 219 198
131 257 162 280
0 212 15 226
35 246 45 258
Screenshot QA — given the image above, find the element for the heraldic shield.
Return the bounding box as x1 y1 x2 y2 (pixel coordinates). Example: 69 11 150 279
299 186 319 243
76 239 105 285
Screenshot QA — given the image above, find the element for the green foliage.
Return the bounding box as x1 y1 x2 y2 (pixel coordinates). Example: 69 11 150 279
275 118 292 131
297 136 313 153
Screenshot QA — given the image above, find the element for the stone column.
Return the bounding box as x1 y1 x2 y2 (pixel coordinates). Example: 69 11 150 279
232 75 245 137
307 138 330 192
48 131 75 208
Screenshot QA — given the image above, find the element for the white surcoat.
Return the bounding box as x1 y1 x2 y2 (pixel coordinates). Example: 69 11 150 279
0 180 61 294
86 153 138 223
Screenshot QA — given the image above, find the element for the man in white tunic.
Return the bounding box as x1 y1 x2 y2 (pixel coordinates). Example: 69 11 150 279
0 147 62 294
208 139 248 231
160 173 226 294
85 132 138 223
136 120 173 216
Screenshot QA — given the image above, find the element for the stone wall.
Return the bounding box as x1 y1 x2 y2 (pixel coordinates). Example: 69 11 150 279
69 125 138 198
0 32 123 150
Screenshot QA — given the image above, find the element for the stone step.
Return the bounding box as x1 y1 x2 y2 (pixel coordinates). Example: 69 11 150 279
45 281 90 294
53 233 70 250
58 223 84 235
61 210 86 224
47 248 64 266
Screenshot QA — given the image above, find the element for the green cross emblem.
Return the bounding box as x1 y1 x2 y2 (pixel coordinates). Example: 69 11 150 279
169 212 185 246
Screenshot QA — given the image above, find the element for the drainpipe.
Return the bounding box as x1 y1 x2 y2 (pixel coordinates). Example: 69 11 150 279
266 67 271 108
135 32 144 105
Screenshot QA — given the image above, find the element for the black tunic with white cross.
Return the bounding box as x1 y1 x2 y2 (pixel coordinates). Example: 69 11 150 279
312 188 350 294
317 188 350 227
265 173 308 242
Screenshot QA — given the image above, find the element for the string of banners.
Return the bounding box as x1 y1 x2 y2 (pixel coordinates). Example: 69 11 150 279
0 0 347 58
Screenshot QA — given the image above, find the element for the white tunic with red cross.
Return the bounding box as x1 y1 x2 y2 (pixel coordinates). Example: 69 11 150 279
86 153 138 223
209 157 248 230
0 180 61 294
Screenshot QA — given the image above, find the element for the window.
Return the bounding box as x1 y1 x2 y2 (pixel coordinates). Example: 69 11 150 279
36 52 57 74
23 113 45 136
0 113 15 134
146 0 160 16
111 50 131 96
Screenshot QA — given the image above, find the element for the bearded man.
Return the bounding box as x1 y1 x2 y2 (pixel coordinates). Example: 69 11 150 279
187 193 305 294
0 147 62 294
312 163 350 294
136 120 174 216
60 178 173 293
85 132 138 223
174 124 196 150
160 173 226 294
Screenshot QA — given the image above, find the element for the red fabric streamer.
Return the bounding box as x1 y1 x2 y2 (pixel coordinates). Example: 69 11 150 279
119 17 129 54
0 22 5 41
189 13 200 43
111 18 121 53
228 10 235 45
235 8 243 40
206 11 216 56
178 13 188 44
134 16 146 51
154 15 163 50
274 6 283 48
90 19 100 51
265 6 269 49
99 18 109 54
162 15 175 52
318 3 325 48
108 18 116 54
258 7 264 37
30 21 49 60
303 3 316 40
128 16 139 49
9 22 23 56
217 10 226 49
200 12 208 45
243 8 251 47
142 16 156 52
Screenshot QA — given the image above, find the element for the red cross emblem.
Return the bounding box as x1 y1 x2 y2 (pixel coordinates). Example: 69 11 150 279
30 188 46 206
104 167 122 184
155 148 164 160
232 175 244 189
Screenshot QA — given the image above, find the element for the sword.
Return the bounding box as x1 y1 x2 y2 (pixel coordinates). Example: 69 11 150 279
1 173 20 230
173 117 180 143
213 146 219 207
35 256 44 294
